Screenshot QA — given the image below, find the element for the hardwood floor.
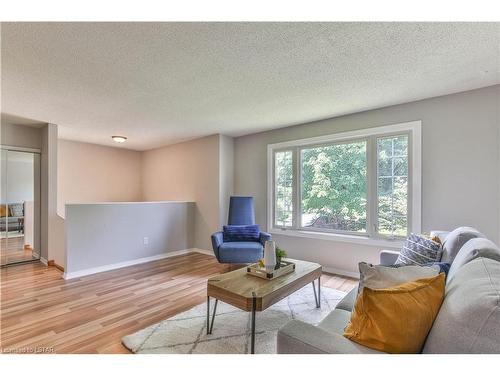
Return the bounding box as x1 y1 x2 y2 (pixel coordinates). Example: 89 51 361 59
0 253 358 354
1 236 37 266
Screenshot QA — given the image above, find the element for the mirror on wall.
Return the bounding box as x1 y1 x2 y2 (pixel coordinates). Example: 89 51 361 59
0 148 41 266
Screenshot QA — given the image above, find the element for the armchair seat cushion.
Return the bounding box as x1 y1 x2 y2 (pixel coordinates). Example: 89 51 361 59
218 241 263 263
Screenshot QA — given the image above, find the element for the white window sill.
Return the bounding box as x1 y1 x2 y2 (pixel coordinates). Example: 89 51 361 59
268 228 403 249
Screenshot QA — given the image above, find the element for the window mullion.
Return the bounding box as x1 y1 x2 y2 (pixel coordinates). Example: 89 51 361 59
367 136 376 238
293 147 300 230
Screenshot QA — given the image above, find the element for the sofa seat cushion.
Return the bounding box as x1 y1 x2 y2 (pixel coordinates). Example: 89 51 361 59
318 308 351 333
336 286 358 312
441 226 484 263
218 241 263 263
0 217 21 224
278 318 381 354
423 257 500 353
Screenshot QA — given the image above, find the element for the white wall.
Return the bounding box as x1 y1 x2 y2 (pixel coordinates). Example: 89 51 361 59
41 124 58 262
219 135 234 227
0 122 42 149
2 158 34 203
142 134 222 250
57 139 142 215
1 123 40 204
233 85 500 275
64 201 194 278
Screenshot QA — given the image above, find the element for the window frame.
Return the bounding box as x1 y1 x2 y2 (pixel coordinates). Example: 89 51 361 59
267 121 421 245
272 148 295 229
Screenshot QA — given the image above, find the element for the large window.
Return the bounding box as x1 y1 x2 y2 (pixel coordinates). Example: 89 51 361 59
269 122 421 241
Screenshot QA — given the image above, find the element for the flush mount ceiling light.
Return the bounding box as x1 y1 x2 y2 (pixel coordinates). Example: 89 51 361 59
111 135 127 143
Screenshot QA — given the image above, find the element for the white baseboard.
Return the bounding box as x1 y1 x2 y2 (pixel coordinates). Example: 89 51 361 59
61 247 358 281
322 266 359 279
40 257 48 266
63 248 213 280
192 248 215 256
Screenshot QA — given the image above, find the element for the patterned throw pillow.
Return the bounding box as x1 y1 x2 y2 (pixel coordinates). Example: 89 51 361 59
223 225 260 242
9 203 24 217
396 233 442 266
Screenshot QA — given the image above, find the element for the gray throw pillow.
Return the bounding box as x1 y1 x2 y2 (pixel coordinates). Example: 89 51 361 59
358 262 440 294
396 233 442 266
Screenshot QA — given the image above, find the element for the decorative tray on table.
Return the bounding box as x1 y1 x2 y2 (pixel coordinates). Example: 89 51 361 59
246 260 295 280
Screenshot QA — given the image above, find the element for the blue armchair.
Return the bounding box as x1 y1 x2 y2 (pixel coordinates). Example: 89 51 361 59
211 196 272 264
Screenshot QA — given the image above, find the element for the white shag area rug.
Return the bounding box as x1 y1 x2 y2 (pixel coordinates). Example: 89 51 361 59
122 285 347 354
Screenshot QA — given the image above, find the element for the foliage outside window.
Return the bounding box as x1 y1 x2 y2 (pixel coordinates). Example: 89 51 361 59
301 141 367 232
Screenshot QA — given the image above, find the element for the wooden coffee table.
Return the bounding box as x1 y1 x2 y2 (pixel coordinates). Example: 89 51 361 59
206 258 322 354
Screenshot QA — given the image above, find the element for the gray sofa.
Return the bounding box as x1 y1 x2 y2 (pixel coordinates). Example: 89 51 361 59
277 227 500 354
0 202 24 232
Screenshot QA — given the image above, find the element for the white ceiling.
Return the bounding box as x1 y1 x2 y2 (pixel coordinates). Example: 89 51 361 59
1 22 499 151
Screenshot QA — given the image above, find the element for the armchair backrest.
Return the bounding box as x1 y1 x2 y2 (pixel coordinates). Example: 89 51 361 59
228 196 255 225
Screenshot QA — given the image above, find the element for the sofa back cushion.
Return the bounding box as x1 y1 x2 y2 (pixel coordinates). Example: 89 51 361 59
447 238 500 282
440 227 483 263
447 238 500 281
423 257 500 353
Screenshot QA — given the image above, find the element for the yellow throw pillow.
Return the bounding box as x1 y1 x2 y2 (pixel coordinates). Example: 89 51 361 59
343 273 445 353
0 205 8 217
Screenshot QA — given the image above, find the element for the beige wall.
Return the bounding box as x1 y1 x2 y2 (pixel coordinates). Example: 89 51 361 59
57 140 142 215
58 135 233 253
141 134 222 250
234 85 500 275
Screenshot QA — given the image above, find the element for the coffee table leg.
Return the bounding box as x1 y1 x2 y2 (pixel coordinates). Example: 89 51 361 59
250 293 256 354
312 278 321 308
318 276 321 308
206 296 210 334
206 296 218 334
209 299 218 334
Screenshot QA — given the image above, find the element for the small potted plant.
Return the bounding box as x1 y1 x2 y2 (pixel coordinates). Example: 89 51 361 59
275 247 287 269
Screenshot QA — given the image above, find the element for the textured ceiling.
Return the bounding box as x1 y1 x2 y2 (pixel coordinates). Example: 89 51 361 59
1 22 499 150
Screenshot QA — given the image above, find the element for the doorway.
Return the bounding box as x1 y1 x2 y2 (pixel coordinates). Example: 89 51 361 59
0 147 41 266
